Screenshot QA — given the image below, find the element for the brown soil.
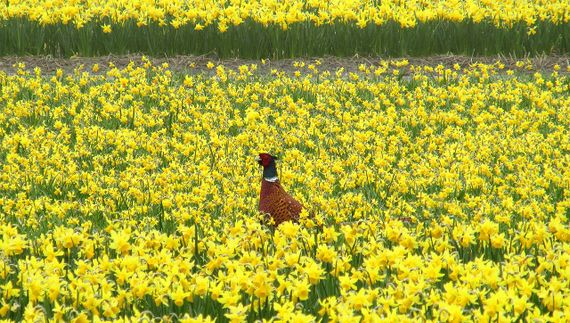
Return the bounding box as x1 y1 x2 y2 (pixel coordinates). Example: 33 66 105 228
0 54 568 75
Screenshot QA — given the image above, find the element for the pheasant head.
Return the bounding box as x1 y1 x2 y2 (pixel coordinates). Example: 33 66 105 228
255 153 279 182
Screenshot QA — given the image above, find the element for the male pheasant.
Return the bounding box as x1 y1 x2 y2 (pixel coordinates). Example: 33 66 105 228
256 153 304 226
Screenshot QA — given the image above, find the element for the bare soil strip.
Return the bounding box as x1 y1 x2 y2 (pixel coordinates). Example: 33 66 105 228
0 54 568 75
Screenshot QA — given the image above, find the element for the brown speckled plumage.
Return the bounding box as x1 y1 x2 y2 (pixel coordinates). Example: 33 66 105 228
259 179 304 226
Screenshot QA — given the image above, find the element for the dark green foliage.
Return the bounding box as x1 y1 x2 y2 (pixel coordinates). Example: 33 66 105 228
0 19 568 58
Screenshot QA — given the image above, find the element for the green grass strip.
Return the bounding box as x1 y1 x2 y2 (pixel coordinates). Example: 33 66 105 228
0 19 568 58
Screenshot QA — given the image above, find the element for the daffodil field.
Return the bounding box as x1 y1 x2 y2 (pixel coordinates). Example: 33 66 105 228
0 58 569 322
1 0 570 57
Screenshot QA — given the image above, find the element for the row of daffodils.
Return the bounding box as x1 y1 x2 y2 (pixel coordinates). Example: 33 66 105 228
1 0 569 29
1 0 569 57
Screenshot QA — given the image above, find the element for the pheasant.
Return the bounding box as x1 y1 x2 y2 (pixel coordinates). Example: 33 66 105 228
256 153 304 226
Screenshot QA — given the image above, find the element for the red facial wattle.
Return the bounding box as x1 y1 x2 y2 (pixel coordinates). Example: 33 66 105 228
257 153 274 167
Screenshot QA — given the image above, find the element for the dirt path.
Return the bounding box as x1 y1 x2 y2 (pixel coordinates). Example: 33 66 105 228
0 54 568 75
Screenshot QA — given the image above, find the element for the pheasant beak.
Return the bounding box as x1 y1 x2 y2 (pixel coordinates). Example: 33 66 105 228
255 156 262 164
